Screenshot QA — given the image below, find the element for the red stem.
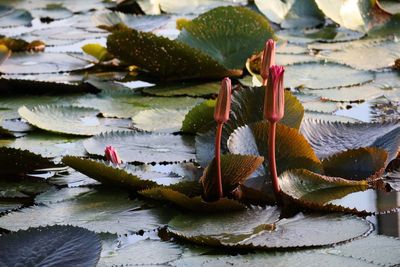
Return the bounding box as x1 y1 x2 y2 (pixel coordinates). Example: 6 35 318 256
215 123 224 198
262 78 267 87
268 122 281 201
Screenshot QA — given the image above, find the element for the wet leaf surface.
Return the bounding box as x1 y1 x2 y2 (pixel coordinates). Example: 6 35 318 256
0 225 101 267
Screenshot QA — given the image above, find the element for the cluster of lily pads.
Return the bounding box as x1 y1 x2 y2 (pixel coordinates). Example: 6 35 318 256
0 0 400 266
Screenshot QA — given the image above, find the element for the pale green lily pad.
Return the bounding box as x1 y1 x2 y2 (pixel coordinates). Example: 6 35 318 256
254 0 325 29
0 188 171 235
132 108 188 133
0 53 92 74
300 119 400 161
18 105 130 136
35 187 92 205
177 6 275 70
99 237 182 267
285 62 374 89
0 5 33 27
83 131 195 163
31 6 73 21
303 112 360 123
158 0 246 14
169 207 372 248
0 180 52 199
314 0 390 33
142 82 220 97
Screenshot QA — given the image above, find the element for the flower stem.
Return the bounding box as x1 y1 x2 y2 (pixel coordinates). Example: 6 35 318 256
215 122 224 198
268 122 281 201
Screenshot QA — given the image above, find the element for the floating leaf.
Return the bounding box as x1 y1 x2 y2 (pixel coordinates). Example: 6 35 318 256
35 187 92 205
0 147 57 177
0 225 101 267
254 0 325 29
368 13 400 37
107 26 239 80
177 6 275 70
83 131 195 163
62 157 157 190
181 99 215 134
132 108 188 133
169 207 371 248
0 179 52 199
0 188 170 235
228 122 322 179
378 0 400 15
0 53 92 74
0 5 33 27
158 0 246 14
31 5 73 21
201 154 264 201
82 43 113 62
314 0 391 32
285 62 374 89
300 119 400 161
279 169 373 213
19 105 129 136
322 147 388 181
143 82 220 97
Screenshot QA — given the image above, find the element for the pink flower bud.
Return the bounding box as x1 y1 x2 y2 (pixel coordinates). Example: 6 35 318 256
105 146 122 165
214 77 232 124
263 65 285 123
261 39 276 85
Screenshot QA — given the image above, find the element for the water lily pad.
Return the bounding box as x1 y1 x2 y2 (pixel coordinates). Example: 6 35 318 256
158 0 246 14
0 188 170 235
201 154 264 201
35 187 92 205
132 108 188 133
143 82 220 97
0 5 33 27
31 6 73 21
83 131 195 163
254 0 325 29
107 26 238 80
0 147 57 177
300 119 400 161
177 6 275 70
0 225 101 267
285 62 374 89
0 53 92 74
169 207 371 248
0 179 52 199
19 105 128 136
314 0 390 33
228 122 322 179
322 147 388 181
181 99 215 134
368 13 400 37
378 0 400 14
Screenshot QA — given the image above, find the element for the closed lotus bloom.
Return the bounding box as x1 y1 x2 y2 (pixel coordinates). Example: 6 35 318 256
214 77 232 124
104 146 122 165
260 39 276 86
264 65 285 123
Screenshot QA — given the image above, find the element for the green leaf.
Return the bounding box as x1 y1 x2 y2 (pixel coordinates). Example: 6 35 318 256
177 6 276 70
181 99 216 134
18 105 127 136
300 119 400 162
200 154 264 201
143 82 220 97
255 0 325 29
168 207 372 248
82 43 112 62
0 225 101 267
0 52 92 74
83 131 195 163
0 179 52 199
132 108 188 133
314 0 391 33
0 188 171 235
106 26 240 80
62 157 157 190
0 147 57 177
368 13 400 37
322 147 388 181
159 0 246 14
228 122 323 179
279 169 372 213
0 5 33 27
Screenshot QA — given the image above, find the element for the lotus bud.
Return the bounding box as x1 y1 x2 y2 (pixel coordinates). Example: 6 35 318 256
105 146 122 165
261 39 276 85
264 65 285 123
214 77 232 124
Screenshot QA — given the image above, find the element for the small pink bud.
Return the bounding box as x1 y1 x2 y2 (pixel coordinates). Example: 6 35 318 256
214 77 232 124
264 65 285 123
261 39 276 85
105 146 122 165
